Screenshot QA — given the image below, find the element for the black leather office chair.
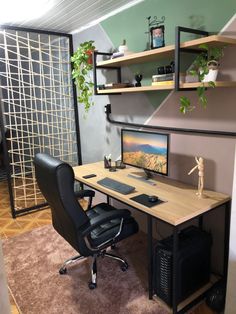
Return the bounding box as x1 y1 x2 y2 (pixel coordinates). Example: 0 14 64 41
34 153 139 289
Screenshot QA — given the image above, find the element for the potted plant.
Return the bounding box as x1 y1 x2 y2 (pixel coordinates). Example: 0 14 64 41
180 44 224 114
71 40 95 114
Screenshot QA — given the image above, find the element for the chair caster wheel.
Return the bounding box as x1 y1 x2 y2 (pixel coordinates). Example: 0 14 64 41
121 263 128 272
59 267 67 275
88 282 97 290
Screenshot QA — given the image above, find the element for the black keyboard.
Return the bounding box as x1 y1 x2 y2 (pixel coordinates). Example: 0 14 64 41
97 177 135 195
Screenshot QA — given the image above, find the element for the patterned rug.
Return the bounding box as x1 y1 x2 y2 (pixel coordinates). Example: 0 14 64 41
2 224 167 314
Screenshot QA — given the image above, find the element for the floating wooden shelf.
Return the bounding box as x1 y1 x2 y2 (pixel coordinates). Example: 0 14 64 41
97 81 236 94
97 35 236 68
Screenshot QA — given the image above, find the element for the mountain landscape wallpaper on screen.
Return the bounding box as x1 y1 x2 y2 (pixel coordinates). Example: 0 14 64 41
122 131 168 175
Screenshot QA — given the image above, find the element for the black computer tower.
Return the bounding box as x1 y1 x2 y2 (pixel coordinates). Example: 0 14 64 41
153 226 212 306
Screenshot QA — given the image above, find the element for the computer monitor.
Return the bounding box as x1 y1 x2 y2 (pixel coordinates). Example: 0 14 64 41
121 129 169 178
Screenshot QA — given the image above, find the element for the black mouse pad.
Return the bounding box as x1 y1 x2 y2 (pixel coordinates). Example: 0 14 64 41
130 194 164 208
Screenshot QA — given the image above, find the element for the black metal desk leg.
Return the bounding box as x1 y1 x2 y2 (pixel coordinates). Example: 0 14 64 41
107 195 110 204
147 215 153 299
172 226 179 314
223 201 231 283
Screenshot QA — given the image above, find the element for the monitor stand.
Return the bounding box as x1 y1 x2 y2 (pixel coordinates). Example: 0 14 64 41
127 169 157 186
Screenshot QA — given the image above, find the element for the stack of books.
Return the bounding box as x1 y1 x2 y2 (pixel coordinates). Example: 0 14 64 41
152 73 174 86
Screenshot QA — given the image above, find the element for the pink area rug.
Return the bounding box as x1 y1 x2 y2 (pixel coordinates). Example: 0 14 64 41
3 224 167 314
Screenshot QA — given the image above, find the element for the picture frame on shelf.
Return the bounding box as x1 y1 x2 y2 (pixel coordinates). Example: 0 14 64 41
150 25 165 49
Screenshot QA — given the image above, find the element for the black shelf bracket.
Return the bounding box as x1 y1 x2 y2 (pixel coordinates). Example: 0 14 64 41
175 26 209 91
93 51 122 95
105 104 236 137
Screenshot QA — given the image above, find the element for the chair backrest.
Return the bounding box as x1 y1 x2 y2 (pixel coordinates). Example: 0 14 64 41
34 153 89 252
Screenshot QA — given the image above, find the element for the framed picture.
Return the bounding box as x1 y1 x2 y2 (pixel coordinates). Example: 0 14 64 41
150 25 165 49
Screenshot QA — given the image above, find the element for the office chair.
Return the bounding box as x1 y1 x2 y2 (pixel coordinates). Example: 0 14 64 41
34 153 139 289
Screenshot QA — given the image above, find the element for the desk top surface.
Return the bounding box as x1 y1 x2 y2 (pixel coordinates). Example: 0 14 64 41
73 162 230 226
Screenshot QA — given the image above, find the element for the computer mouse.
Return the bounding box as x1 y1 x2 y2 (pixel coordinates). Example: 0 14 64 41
148 195 159 203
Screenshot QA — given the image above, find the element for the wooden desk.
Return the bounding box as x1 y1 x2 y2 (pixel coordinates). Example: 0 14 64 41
73 161 230 225
73 162 231 313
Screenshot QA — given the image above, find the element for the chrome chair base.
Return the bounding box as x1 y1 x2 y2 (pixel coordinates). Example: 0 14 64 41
59 249 128 289
59 254 86 274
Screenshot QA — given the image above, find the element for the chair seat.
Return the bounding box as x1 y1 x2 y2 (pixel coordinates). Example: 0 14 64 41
86 203 139 248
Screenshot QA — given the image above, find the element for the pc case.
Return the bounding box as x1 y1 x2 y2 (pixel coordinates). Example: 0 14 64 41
153 226 212 306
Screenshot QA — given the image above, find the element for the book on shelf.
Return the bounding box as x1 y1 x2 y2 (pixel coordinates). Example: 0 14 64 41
151 81 174 86
152 73 174 82
152 73 185 83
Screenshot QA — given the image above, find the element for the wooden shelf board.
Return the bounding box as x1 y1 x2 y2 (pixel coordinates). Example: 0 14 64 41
97 45 175 67
181 34 236 49
182 81 236 88
96 85 174 94
96 35 236 68
96 81 236 94
153 274 220 313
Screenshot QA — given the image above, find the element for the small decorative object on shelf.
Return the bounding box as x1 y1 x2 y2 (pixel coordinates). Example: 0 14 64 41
111 40 133 59
145 16 165 50
118 39 128 54
151 25 165 49
135 73 143 87
152 61 183 86
188 156 205 198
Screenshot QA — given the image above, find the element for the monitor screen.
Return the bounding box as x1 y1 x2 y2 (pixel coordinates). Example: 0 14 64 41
121 129 169 176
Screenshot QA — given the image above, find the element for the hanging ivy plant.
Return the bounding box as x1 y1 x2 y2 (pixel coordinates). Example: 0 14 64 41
71 40 95 114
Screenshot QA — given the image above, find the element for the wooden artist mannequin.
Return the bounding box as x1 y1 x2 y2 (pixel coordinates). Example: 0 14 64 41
188 157 204 198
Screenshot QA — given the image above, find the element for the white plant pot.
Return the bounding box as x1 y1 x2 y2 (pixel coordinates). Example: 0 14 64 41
202 69 219 82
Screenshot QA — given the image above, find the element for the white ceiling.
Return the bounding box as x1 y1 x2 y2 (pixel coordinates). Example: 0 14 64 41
1 0 144 34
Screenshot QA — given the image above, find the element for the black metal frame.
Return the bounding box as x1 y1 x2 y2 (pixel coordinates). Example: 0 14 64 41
174 26 209 91
93 51 121 95
76 174 231 313
0 94 15 217
105 104 236 137
0 25 82 217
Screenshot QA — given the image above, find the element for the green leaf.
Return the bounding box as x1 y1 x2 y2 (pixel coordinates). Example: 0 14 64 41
208 81 216 88
189 70 198 76
199 43 208 51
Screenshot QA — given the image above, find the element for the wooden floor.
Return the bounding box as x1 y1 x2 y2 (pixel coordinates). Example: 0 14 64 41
0 180 214 314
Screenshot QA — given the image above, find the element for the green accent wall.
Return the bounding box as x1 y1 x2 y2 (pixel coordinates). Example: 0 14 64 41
101 0 236 108
102 0 235 52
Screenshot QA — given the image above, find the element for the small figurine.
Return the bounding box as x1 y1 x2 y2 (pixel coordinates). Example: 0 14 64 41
135 73 143 87
188 157 204 198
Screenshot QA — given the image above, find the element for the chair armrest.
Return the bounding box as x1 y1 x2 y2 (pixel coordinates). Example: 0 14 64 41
75 190 95 210
75 190 95 199
80 209 131 237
